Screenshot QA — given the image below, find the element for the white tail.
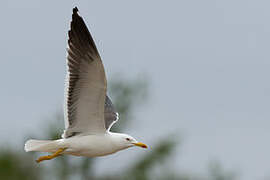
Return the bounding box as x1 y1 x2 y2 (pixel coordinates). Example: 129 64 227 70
24 139 59 152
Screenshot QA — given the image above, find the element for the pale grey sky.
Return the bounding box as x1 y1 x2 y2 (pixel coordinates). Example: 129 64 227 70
1 0 270 179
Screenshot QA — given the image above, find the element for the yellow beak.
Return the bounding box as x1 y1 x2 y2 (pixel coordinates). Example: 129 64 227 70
133 142 148 148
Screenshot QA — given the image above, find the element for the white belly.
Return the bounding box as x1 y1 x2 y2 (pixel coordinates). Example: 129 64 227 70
60 134 119 157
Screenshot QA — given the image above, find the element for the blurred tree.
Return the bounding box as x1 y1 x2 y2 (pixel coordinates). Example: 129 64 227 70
97 136 178 180
124 136 177 180
0 148 40 180
208 161 237 180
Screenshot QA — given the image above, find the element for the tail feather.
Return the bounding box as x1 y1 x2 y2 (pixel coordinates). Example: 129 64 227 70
24 139 59 152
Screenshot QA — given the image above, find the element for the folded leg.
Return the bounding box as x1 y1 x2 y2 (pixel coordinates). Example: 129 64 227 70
36 148 67 163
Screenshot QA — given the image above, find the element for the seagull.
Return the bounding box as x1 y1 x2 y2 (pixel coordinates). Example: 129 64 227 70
24 7 147 163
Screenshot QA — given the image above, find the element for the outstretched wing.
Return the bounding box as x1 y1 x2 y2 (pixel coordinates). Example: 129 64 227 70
63 7 107 138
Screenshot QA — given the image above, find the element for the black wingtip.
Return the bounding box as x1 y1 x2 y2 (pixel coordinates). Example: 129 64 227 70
73 7 79 14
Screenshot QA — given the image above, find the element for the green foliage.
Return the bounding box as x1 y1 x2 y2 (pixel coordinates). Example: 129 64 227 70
0 148 40 180
95 137 178 180
208 161 237 180
123 136 177 180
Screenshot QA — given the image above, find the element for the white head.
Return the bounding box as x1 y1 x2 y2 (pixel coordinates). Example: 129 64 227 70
109 132 147 151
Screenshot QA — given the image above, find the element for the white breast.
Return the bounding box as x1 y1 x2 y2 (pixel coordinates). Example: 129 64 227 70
61 133 122 157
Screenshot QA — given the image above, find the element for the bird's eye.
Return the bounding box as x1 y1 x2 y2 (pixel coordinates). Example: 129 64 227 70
126 138 130 141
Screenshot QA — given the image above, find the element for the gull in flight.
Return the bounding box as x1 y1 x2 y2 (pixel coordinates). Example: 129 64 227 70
24 7 147 163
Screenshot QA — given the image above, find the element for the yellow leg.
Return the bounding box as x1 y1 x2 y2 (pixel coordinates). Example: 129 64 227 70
36 148 67 163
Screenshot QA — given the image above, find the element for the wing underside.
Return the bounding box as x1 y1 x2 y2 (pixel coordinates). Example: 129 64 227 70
104 95 119 130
